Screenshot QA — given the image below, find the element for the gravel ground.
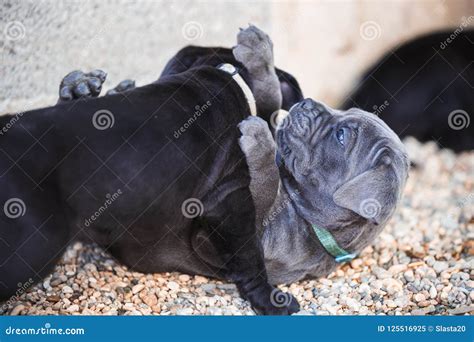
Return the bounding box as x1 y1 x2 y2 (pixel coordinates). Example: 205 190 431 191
0 131 473 315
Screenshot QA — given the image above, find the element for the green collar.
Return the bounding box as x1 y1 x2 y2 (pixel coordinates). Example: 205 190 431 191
312 225 357 263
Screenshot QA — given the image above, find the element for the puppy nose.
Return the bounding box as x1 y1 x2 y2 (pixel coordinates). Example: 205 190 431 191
300 98 316 110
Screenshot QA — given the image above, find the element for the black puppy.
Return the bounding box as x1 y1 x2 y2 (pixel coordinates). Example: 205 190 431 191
343 28 473 152
0 26 300 314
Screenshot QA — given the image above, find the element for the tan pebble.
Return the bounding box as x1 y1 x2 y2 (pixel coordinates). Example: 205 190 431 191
167 281 179 291
194 276 208 284
10 304 25 316
132 284 145 294
178 274 191 282
379 253 393 264
67 304 80 312
151 305 161 314
382 278 403 295
413 293 426 302
350 259 363 269
142 293 158 307
388 264 407 274
304 290 313 300
418 300 431 307
123 303 135 311
62 285 73 294
408 261 425 268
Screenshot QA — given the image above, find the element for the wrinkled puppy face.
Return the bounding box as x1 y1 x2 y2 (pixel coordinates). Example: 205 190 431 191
276 98 409 250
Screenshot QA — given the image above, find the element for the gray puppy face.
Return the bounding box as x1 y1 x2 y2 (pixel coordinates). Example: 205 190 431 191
276 98 409 250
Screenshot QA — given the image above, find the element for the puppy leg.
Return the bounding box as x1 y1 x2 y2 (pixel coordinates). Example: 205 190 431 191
204 187 299 315
238 116 279 230
233 25 282 118
58 70 136 103
105 79 136 96
0 189 69 301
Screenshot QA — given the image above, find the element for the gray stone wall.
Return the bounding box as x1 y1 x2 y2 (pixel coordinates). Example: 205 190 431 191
1 0 472 113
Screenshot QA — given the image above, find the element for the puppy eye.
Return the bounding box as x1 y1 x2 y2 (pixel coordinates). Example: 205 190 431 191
336 128 346 145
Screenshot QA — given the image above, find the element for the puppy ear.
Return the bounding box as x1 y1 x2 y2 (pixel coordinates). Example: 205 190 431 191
332 164 399 225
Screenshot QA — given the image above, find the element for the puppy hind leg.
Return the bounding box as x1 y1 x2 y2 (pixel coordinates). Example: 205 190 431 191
205 186 299 315
105 79 136 96
0 199 69 301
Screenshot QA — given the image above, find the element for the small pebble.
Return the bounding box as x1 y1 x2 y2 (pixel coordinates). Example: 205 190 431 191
62 286 73 294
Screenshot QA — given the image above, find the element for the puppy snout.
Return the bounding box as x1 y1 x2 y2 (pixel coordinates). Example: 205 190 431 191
300 98 316 110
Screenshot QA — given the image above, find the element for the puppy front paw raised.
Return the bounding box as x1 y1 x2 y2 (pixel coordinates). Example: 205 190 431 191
233 24 274 72
59 69 107 102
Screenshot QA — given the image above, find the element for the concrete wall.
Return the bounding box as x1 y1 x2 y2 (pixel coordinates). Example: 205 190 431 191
1 0 473 113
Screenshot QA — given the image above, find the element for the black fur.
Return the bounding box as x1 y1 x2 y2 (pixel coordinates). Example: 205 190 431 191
161 46 304 116
0 66 298 314
342 29 473 152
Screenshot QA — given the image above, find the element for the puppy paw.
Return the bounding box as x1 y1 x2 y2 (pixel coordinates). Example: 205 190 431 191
59 69 107 102
247 284 300 315
106 79 136 96
238 116 273 144
233 24 274 72
238 116 276 169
